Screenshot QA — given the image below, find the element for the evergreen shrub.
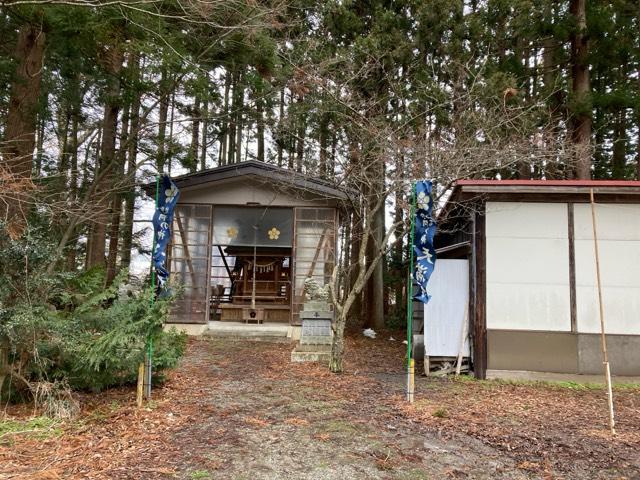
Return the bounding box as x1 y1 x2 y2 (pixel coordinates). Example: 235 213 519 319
0 223 186 402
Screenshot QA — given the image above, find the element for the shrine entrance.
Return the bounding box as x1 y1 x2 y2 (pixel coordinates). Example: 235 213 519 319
169 203 337 326
209 206 293 323
162 161 344 328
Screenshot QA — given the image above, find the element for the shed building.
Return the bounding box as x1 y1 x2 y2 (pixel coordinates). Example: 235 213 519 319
432 180 640 380
149 161 346 337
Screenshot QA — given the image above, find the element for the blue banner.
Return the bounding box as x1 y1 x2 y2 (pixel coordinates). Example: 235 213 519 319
152 175 180 292
413 180 436 303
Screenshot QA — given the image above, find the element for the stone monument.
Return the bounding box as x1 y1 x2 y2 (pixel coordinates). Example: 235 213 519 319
291 278 334 363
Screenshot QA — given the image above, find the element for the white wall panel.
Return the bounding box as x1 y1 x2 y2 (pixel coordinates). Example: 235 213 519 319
486 202 571 331
574 204 640 334
424 259 470 357
486 202 569 238
574 203 640 241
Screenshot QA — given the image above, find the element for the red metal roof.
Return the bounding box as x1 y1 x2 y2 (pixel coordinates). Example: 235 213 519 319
455 179 640 187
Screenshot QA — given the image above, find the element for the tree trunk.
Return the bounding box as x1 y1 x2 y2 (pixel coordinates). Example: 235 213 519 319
367 196 385 330
329 313 347 373
256 82 265 162
234 74 244 165
105 102 130 285
295 96 305 172
86 43 124 270
393 155 405 312
363 143 385 330
612 109 627 179
57 112 71 175
319 113 329 177
330 129 337 176
347 139 363 323
201 95 208 170
570 0 592 179
82 127 101 274
1 24 46 238
227 71 237 165
65 113 80 271
277 86 285 167
329 201 393 372
189 96 200 173
35 115 45 176
516 38 532 179
542 11 565 179
120 53 141 271
288 92 295 170
349 213 364 324
219 71 230 166
157 68 169 173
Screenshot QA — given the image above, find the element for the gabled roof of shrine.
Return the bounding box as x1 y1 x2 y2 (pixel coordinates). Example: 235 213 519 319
143 161 349 200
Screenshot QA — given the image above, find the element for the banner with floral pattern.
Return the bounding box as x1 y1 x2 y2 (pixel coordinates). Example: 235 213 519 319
152 175 180 291
413 180 436 303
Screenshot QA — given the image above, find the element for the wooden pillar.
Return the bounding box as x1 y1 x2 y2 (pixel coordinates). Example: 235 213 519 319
472 206 487 379
568 203 578 332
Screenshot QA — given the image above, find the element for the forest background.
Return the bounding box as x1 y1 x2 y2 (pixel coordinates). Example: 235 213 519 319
1 0 639 396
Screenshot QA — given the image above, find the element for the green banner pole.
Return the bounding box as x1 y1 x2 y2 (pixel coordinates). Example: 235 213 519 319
150 175 160 296
406 183 417 402
144 175 160 400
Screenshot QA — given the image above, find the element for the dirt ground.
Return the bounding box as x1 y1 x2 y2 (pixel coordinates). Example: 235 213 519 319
1 334 639 479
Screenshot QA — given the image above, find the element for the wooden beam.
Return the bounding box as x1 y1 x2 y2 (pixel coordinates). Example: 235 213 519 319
174 211 197 287
295 223 332 309
472 207 487 379
306 224 330 278
436 241 471 257
568 203 577 333
459 185 640 196
217 245 233 281
458 191 640 205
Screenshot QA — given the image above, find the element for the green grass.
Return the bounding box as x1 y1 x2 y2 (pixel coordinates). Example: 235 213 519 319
189 470 211 479
0 416 63 442
432 408 448 419
490 378 640 391
318 418 360 435
449 374 640 391
395 467 431 479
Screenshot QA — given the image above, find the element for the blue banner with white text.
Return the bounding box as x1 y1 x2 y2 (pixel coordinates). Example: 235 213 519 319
413 180 436 303
152 175 180 292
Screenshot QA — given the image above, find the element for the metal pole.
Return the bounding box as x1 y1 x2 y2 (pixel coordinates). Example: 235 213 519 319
589 188 615 435
406 184 417 403
144 175 160 401
150 175 160 291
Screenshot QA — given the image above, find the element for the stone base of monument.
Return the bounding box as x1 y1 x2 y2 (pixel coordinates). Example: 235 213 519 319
290 347 331 363
291 300 334 363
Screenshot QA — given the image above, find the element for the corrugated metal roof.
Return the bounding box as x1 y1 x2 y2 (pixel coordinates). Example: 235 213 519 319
455 179 640 187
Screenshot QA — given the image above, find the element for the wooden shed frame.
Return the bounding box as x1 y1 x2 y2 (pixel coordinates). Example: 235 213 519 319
433 180 640 379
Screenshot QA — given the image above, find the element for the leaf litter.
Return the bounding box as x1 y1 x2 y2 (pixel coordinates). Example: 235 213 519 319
0 333 638 479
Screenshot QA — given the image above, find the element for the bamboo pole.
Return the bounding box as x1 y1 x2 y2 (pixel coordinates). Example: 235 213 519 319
136 363 144 408
406 184 417 403
589 188 616 435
